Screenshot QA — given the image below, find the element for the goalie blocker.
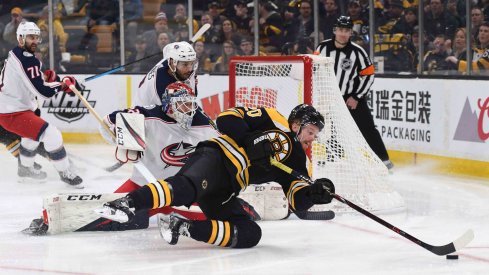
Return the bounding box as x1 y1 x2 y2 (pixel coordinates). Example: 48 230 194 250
24 183 289 235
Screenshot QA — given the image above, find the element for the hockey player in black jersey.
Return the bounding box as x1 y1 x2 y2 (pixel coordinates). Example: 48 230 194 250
97 104 335 248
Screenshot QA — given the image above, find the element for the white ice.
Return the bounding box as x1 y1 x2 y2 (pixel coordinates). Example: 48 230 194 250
0 144 488 275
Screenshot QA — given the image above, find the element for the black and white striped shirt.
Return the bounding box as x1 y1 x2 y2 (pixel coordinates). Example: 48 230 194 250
315 39 375 99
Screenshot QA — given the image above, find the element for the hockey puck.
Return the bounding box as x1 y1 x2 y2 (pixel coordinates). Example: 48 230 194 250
446 255 459 260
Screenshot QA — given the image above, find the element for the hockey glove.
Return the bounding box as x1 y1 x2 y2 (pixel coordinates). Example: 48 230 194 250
115 147 142 163
308 178 335 204
244 131 273 170
61 76 77 93
43 69 58 82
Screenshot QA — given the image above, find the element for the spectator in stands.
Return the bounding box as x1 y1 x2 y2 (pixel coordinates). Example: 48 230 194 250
147 31 172 65
128 35 154 73
284 0 314 45
471 7 484 45
207 1 225 31
213 40 237 73
423 0 459 42
377 0 404 34
347 0 369 47
78 0 120 51
219 19 242 47
484 0 489 22
199 12 221 61
446 0 466 27
423 34 452 74
230 0 252 38
194 41 212 74
37 6 68 52
3 7 26 48
391 7 418 35
174 25 189 42
383 34 415 73
319 0 340 40
444 28 468 73
36 23 63 71
446 22 489 74
143 12 171 55
256 0 283 53
170 3 199 36
238 37 254 56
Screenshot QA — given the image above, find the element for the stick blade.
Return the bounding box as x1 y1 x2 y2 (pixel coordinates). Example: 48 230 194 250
431 229 474 256
190 23 211 43
453 229 474 251
294 210 335 220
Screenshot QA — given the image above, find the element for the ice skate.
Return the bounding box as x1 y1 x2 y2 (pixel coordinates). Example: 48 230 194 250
21 218 48 236
157 213 192 245
94 196 135 223
59 169 84 188
18 163 47 182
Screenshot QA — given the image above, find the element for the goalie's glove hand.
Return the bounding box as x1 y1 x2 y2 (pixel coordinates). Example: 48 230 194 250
308 178 335 204
61 76 77 93
115 147 142 163
244 131 273 171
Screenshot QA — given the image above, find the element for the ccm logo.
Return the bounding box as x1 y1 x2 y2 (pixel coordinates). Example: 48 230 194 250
66 194 103 201
116 127 124 145
253 135 267 145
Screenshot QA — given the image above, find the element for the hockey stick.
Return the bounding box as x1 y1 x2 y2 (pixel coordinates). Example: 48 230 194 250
293 209 335 220
83 23 211 83
270 158 474 256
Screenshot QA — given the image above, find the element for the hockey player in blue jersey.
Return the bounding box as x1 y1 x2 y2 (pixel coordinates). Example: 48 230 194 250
0 22 83 187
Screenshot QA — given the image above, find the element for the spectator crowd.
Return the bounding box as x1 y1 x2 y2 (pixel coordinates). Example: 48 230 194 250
1 0 489 75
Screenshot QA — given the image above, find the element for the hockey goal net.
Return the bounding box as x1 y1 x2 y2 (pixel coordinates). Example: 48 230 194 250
229 55 405 213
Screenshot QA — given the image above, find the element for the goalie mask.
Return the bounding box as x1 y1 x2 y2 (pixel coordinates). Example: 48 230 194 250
162 82 198 130
288 104 325 132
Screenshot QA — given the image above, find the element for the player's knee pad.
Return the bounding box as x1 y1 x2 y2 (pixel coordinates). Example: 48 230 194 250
230 218 262 248
39 125 63 152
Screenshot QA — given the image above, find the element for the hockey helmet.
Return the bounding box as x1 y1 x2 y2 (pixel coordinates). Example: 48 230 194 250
166 42 197 72
334 16 353 29
162 82 198 129
16 21 41 43
288 104 325 131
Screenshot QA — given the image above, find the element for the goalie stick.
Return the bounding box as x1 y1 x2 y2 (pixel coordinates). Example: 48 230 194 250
83 23 211 82
270 158 474 256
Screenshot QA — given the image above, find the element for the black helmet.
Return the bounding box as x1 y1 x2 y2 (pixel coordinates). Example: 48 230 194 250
288 104 325 131
335 16 353 29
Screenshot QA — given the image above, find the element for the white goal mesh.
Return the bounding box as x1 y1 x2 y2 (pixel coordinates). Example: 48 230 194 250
229 55 405 213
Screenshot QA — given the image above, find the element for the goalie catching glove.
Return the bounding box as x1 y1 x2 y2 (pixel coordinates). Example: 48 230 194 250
307 178 335 204
243 131 273 170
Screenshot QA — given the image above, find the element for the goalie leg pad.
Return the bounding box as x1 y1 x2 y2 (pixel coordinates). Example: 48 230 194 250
43 193 127 234
238 182 289 220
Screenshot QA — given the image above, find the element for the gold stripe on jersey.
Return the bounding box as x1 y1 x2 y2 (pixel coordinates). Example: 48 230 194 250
287 180 308 210
148 180 172 209
264 108 290 132
207 220 232 247
210 135 250 190
218 108 245 118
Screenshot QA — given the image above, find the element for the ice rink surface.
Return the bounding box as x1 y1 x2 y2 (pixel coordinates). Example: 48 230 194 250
0 144 488 275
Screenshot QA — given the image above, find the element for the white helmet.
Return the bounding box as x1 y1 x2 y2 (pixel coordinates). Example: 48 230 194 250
16 21 41 43
166 42 197 73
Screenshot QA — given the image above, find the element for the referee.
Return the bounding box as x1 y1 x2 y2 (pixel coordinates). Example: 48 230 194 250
315 16 393 169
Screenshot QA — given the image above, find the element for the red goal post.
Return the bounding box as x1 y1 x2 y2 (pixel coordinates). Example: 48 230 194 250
228 54 405 214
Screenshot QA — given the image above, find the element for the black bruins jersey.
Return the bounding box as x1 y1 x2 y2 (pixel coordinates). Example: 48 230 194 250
202 107 315 211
